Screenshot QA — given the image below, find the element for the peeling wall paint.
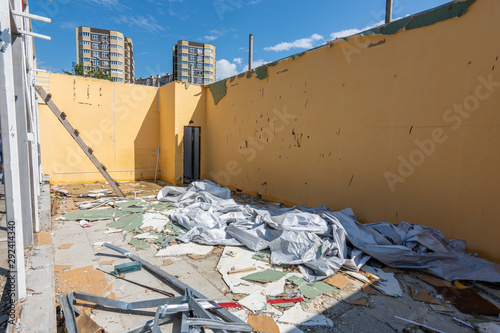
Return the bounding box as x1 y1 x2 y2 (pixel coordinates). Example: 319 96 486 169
207 0 476 105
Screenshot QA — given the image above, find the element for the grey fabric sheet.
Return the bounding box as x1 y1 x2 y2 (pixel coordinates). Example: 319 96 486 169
158 180 500 283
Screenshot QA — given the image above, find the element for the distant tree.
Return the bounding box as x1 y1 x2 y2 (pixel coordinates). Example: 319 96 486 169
63 62 112 82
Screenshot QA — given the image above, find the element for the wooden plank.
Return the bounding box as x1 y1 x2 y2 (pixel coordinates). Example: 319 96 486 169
227 267 257 275
35 86 125 197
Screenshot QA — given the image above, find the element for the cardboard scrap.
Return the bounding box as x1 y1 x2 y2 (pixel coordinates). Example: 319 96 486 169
362 284 378 295
163 259 174 266
410 286 441 305
55 265 72 273
248 314 279 333
324 274 350 289
100 261 114 265
36 232 52 246
59 243 74 249
349 297 370 306
76 312 104 333
411 271 451 288
56 265 109 296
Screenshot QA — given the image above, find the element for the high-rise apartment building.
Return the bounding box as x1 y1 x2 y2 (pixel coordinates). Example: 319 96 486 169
173 41 216 85
76 26 135 83
136 74 173 87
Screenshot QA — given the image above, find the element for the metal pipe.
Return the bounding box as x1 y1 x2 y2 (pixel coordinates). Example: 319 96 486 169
12 10 51 23
248 34 253 71
385 0 393 23
103 243 252 328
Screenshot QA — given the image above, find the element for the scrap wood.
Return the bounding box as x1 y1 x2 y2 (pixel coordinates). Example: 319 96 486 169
248 314 279 333
228 267 257 275
383 267 405 274
56 265 109 296
267 297 304 305
410 271 452 288
59 243 74 249
51 197 60 216
324 273 350 289
410 286 441 305
100 261 114 265
75 311 104 333
362 283 379 295
55 265 72 273
345 271 371 283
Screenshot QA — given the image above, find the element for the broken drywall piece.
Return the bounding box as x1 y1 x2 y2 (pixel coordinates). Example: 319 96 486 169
140 213 169 232
108 214 143 231
155 243 213 256
133 233 158 240
277 323 304 333
64 209 117 221
242 269 287 283
217 246 268 294
410 286 441 305
231 309 249 323
362 265 403 297
288 276 337 299
344 271 370 283
474 321 500 333
239 290 267 312
278 303 334 327
324 273 350 289
59 243 74 249
265 273 301 297
128 238 150 249
113 199 141 209
248 314 279 333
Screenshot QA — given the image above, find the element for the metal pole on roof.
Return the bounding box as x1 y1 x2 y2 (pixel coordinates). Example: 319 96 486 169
385 0 393 23
249 34 253 71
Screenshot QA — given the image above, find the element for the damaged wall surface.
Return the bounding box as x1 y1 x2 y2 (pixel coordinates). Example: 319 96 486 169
39 0 500 262
204 0 500 262
39 74 160 183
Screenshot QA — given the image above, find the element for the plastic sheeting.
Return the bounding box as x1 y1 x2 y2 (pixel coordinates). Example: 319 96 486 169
158 180 500 283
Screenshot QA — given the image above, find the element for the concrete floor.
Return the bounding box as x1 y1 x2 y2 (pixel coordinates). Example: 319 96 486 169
28 181 500 332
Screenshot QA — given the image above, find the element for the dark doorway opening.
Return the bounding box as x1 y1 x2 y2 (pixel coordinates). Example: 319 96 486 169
183 126 200 183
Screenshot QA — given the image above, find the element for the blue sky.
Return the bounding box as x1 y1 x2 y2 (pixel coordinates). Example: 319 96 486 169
31 0 451 81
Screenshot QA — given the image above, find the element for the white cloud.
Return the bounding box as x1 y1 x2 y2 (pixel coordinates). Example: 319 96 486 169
113 15 166 33
83 0 119 7
216 59 239 80
264 34 324 52
216 58 270 81
329 20 386 39
242 59 268 72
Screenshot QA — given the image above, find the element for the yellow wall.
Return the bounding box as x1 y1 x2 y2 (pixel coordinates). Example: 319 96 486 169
204 0 500 261
157 82 207 184
39 74 160 183
39 0 500 262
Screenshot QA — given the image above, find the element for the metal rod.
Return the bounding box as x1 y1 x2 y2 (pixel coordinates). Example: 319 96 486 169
103 243 252 329
17 29 51 41
385 0 393 23
248 34 253 71
12 10 51 23
96 268 175 297
58 295 79 333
